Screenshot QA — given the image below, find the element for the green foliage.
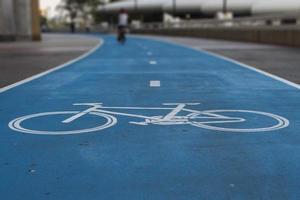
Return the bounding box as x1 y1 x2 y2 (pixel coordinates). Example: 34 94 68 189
59 0 104 21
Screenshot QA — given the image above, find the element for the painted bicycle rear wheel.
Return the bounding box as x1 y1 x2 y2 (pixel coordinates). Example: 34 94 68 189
9 111 117 135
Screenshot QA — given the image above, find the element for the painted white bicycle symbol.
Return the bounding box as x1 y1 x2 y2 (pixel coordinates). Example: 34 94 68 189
9 103 289 135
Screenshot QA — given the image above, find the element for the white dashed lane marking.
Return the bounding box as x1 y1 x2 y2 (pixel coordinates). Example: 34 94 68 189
149 60 157 65
149 80 161 87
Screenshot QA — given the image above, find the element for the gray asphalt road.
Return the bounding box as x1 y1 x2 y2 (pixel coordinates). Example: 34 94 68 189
0 34 99 88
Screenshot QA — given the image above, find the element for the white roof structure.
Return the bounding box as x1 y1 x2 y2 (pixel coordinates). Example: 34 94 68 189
99 0 300 15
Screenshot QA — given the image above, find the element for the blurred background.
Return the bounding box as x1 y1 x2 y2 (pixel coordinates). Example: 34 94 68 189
1 0 300 46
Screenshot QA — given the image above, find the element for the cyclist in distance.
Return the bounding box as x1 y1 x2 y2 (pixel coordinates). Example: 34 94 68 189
117 8 129 44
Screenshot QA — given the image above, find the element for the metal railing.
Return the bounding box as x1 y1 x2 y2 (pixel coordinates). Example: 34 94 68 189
137 12 300 30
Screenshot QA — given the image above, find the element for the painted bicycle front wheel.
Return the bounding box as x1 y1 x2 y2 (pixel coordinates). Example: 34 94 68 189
188 110 289 132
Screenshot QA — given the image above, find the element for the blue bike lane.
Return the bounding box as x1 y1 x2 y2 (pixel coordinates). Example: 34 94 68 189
1 35 300 199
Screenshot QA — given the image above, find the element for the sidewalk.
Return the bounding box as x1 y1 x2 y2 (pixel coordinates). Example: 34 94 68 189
0 34 99 88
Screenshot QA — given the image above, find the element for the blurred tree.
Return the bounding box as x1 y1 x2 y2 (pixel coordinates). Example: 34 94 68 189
57 0 107 23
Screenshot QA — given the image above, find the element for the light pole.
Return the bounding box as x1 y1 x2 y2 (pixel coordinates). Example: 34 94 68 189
223 0 227 13
173 0 176 14
134 0 138 12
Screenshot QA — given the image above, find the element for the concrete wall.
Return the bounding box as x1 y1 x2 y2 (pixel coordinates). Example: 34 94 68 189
0 0 16 41
14 0 32 40
0 0 40 41
133 27 300 47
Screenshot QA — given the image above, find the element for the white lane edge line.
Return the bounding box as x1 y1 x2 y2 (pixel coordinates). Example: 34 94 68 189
203 50 300 90
0 36 104 94
132 35 300 90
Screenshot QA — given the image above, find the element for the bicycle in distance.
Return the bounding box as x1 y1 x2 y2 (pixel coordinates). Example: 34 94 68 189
117 8 128 44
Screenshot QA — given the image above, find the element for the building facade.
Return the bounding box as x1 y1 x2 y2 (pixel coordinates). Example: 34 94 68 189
99 0 300 22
